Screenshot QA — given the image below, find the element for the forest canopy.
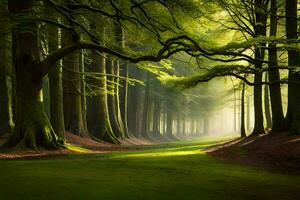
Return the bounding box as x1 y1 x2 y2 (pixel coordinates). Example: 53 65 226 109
0 0 299 150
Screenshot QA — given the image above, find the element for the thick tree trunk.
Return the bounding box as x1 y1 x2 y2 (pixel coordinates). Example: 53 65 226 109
4 0 63 149
47 6 65 138
267 0 286 133
107 58 125 138
127 66 141 137
285 0 300 134
114 21 128 138
86 20 118 143
62 29 88 137
0 5 12 135
250 0 267 136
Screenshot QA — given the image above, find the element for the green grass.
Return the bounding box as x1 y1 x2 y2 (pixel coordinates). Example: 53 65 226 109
0 138 299 200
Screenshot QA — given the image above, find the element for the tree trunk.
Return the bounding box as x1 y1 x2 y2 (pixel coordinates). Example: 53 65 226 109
127 66 141 137
86 20 118 143
181 115 186 136
0 5 12 135
267 0 286 133
141 71 150 138
264 73 272 129
240 81 246 138
166 109 173 137
5 0 63 149
107 58 125 138
47 6 65 138
250 0 267 136
285 0 300 134
203 118 209 135
152 96 161 138
62 29 88 137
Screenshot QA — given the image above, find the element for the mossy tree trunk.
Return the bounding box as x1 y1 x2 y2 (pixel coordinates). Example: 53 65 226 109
127 66 141 137
5 0 63 149
264 73 272 129
113 21 128 138
266 0 286 133
46 5 65 139
0 5 12 135
6 0 63 149
62 29 89 137
285 0 300 134
250 0 267 136
86 19 118 143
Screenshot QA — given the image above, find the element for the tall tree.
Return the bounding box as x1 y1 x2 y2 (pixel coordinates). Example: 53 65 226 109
6 0 63 149
86 17 118 143
0 4 12 135
62 29 88 137
285 0 300 134
251 0 268 136
267 0 285 132
264 73 272 129
46 4 65 139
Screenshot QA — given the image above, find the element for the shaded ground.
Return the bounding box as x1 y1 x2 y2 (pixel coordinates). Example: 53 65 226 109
0 138 300 200
0 132 165 159
207 132 300 174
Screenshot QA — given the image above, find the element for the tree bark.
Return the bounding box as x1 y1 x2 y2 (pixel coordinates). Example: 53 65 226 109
5 0 63 149
166 109 173 137
241 81 246 138
141 71 150 138
250 0 267 136
267 0 286 133
62 30 88 137
47 6 65 138
0 5 12 135
86 20 118 143
152 95 161 138
285 0 300 134
264 73 272 129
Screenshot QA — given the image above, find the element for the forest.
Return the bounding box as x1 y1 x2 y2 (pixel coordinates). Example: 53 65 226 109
0 0 300 199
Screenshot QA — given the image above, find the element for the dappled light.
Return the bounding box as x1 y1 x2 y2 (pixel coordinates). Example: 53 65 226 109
1 0 300 199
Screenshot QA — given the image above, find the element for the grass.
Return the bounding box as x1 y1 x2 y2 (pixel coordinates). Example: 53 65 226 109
0 138 299 200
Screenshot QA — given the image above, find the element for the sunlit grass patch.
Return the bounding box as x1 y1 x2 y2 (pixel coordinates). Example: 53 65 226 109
65 144 92 153
113 149 203 158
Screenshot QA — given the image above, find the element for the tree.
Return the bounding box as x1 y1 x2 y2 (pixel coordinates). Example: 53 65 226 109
86 17 118 143
285 0 300 134
46 3 65 139
5 0 63 149
268 0 285 133
0 4 12 135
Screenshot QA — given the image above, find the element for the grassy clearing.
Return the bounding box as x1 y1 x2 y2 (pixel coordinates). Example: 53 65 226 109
0 138 299 200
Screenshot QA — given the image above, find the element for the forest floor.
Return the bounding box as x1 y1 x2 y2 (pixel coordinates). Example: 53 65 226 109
0 135 300 200
207 132 300 174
